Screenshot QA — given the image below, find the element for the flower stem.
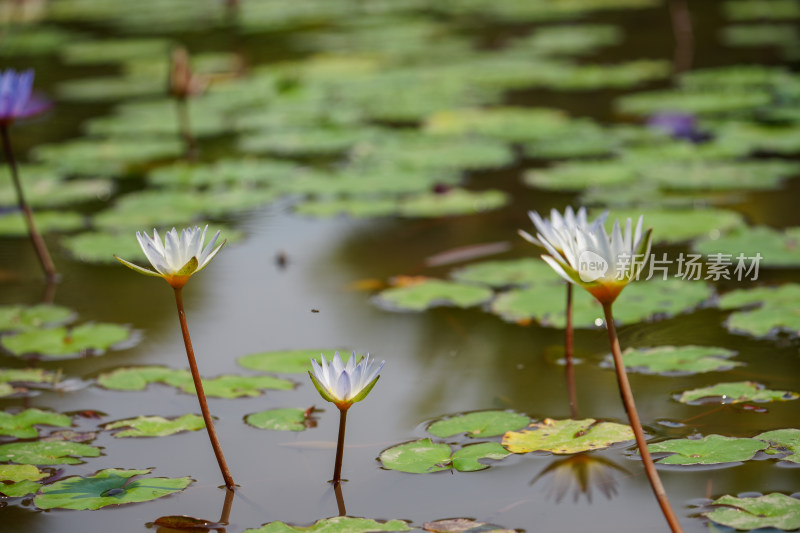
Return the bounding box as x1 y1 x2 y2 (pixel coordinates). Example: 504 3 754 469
0 124 57 282
173 287 235 490
334 481 347 516
602 302 683 533
174 98 197 161
332 408 347 484
565 283 578 418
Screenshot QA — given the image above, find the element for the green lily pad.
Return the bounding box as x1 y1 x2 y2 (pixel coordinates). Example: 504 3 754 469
613 345 741 375
245 408 307 432
0 26 83 57
695 226 800 269
375 278 493 312
647 160 800 191
705 493 800 531
680 65 796 89
507 24 622 57
0 304 75 332
0 210 85 237
502 418 634 454
61 38 171 64
0 167 114 208
0 368 59 386
33 138 183 176
105 415 206 438
0 464 48 497
34 468 191 510
423 518 514 533
722 24 800 56
523 121 622 159
615 88 772 116
718 284 800 337
524 160 638 191
710 120 800 155
524 60 670 91
57 76 164 101
600 207 745 244
398 189 508 218
148 159 304 189
725 0 800 20
0 409 73 439
0 441 101 465
450 442 511 472
274 168 461 197
244 517 412 533
757 429 800 463
356 135 514 172
85 102 229 139
423 107 571 143
1 323 133 360
677 382 799 405
491 279 711 328
427 411 530 439
238 348 347 374
239 127 381 156
647 435 767 465
294 197 399 218
379 439 453 474
450 258 558 288
96 366 294 398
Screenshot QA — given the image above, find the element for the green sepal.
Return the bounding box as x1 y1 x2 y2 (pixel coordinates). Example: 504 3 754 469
351 375 380 404
307 371 335 404
113 255 161 277
177 256 199 277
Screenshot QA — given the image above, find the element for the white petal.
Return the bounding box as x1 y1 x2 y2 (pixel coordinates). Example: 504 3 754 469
335 372 352 401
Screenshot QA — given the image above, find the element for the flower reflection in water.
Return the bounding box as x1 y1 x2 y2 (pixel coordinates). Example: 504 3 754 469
532 454 629 504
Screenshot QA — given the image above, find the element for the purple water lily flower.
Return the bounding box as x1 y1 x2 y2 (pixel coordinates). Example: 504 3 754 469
0 69 50 125
646 111 710 143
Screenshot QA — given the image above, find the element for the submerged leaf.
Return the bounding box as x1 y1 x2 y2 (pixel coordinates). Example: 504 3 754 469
647 435 767 465
502 418 634 454
34 468 191 510
705 493 800 531
677 382 799 405
105 415 206 438
427 411 530 439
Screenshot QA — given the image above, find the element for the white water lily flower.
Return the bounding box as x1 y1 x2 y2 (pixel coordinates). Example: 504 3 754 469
518 206 607 255
114 226 224 289
539 216 653 305
309 351 384 410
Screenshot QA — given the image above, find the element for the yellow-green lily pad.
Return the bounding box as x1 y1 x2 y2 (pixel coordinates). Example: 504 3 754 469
647 435 767 465
612 345 741 375
0 464 48 497
677 382 799 405
244 517 412 533
427 411 530 439
61 38 171 64
105 414 206 438
0 304 75 332
507 24 622 57
0 409 73 439
502 418 634 454
1 323 133 360
245 408 307 432
423 107 571 143
34 468 191 510
615 88 772 116
0 441 101 465
704 493 800 531
375 278 493 312
725 0 800 20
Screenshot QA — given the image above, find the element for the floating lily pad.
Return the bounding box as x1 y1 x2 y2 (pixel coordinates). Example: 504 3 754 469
680 65 796 89
502 418 634 454
647 435 767 465
33 138 183 176
244 517 412 533
677 382 799 405
0 441 101 465
0 409 73 439
239 127 381 156
424 518 514 533
375 278 493 312
705 493 800 531
34 468 191 510
612 345 741 375
695 226 800 269
647 160 800 191
148 159 304 189
357 135 514 172
523 160 637 191
0 383 18 398
718 284 800 337
0 368 59 386
96 366 293 398
398 189 508 218
245 408 307 432
1 323 132 359
711 120 800 155
450 258 557 288
523 121 622 159
0 464 48 497
491 279 711 328
450 442 511 472
600 207 745 244
57 76 164 101
61 37 171 65
238 349 348 374
0 210 85 236
379 439 453 474
105 415 205 438
757 429 800 463
615 88 772 116
722 24 800 57
294 197 399 218
0 304 75 332
507 24 622 57
724 0 800 21
0 26 83 57
427 411 530 439
0 169 114 208
274 168 461 197
423 107 571 143
526 60 670 91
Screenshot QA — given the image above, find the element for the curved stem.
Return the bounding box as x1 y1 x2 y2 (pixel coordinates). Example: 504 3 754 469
602 303 683 532
1 124 57 282
334 481 347 516
332 408 348 484
565 283 577 418
174 287 235 490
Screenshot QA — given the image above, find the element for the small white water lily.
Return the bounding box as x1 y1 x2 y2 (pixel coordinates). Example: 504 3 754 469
540 216 653 305
518 206 607 255
309 351 384 410
114 226 224 289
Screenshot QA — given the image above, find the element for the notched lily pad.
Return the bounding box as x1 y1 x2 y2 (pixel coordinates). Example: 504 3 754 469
717 284 800 338
0 464 48 497
379 439 452 474
1 323 133 359
238 348 347 374
502 418 634 455
0 409 73 439
105 414 206 438
245 408 308 432
427 411 530 439
0 440 101 465
704 493 800 531
677 382 799 405
34 468 191 510
243 516 412 533
757 429 800 463
450 442 510 472
611 345 741 375
375 278 493 312
0 304 75 332
647 435 767 465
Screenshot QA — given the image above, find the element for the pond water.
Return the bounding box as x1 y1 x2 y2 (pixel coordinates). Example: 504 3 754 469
1 1 800 532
